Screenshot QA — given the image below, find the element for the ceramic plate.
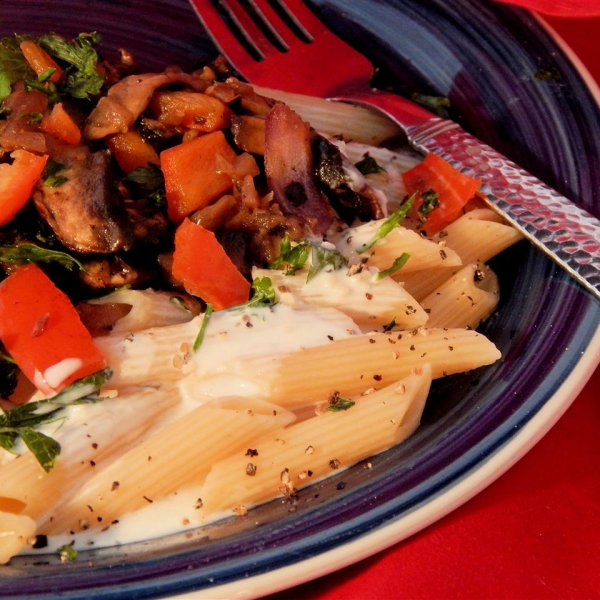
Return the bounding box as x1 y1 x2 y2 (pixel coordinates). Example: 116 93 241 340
0 0 598 598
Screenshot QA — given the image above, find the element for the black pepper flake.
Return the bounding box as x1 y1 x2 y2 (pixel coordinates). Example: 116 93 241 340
111 481 120 492
32 535 48 549
365 292 373 300
440 249 447 260
195 498 203 509
373 374 382 381
336 481 346 491
327 334 334 341
246 463 257 476
143 495 154 503
369 338 376 344
97 517 103 523
90 460 96 467
245 448 258 457
329 458 340 470
410 344 415 351
92 442 98 449
87 505 94 513
307 470 313 477
448 345 454 351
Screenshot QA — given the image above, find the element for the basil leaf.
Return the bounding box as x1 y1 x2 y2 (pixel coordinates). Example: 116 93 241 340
327 398 355 412
270 234 310 275
247 277 276 308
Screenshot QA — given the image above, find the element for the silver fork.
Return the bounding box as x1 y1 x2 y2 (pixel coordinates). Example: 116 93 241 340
190 0 600 300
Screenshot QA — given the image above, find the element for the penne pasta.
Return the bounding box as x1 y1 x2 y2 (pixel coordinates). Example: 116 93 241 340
0 387 177 524
251 265 428 329
0 512 36 565
421 263 500 329
242 327 501 408
197 366 432 516
41 398 295 535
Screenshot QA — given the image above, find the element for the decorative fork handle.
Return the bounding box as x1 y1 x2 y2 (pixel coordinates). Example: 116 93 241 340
336 90 600 300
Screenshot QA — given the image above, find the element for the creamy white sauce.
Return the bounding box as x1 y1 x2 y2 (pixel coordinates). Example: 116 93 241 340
24 304 360 554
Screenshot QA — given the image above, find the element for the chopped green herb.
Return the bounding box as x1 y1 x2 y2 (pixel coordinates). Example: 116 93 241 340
37 67 56 83
0 35 35 102
307 244 347 282
417 189 439 222
270 233 310 275
20 111 44 125
356 193 416 254
376 253 410 280
247 277 276 308
42 158 68 188
23 77 59 104
382 318 397 332
124 163 166 207
355 155 386 176
0 351 18 400
0 243 84 271
411 92 451 119
327 398 355 412
39 32 104 99
57 544 78 562
193 303 213 352
0 367 111 472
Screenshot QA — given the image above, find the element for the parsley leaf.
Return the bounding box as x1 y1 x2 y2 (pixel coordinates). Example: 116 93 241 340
247 276 276 308
410 93 451 119
43 158 68 188
417 189 439 222
0 35 35 102
307 244 347 283
270 233 310 275
355 155 386 176
0 368 111 472
356 193 417 255
39 32 104 99
124 163 166 207
376 253 410 280
327 398 355 412
0 243 84 271
193 303 213 352
270 235 347 282
0 351 18 400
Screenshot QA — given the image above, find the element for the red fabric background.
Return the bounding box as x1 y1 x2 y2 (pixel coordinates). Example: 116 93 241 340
266 16 600 600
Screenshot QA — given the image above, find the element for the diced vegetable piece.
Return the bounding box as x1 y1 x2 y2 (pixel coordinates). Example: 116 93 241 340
19 40 63 83
231 115 266 154
402 153 480 235
40 102 81 144
161 130 237 222
106 129 160 173
0 263 107 396
0 150 48 226
148 91 232 131
172 219 250 310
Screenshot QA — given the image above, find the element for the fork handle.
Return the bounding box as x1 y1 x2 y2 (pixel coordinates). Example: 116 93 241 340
335 90 600 301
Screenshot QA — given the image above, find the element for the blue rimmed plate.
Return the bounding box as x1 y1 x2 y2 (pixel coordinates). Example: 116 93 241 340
0 1 598 598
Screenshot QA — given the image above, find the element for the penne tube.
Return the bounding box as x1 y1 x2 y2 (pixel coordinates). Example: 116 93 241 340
41 398 295 535
89 289 195 335
334 222 462 275
433 208 524 265
198 366 432 517
0 511 36 565
0 387 177 524
254 86 401 145
422 263 500 329
252 266 428 329
244 327 500 408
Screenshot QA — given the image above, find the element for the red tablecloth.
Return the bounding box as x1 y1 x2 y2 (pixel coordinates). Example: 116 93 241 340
267 16 600 600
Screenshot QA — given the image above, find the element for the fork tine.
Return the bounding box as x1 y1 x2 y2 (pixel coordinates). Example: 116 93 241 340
192 0 259 64
275 0 331 39
251 0 313 49
223 0 285 60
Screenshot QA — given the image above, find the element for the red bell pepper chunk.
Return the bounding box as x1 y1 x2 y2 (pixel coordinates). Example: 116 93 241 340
172 219 251 310
0 150 48 226
0 264 107 396
402 153 481 235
